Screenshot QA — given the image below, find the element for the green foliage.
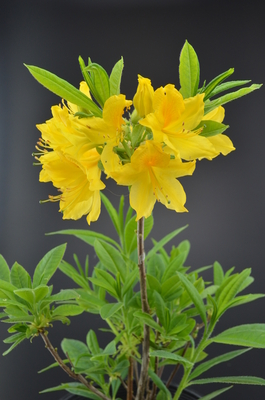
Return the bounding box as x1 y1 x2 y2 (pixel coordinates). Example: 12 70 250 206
24 64 102 117
179 40 200 98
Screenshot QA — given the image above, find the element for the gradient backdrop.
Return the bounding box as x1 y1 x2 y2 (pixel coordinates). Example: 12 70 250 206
1 0 265 399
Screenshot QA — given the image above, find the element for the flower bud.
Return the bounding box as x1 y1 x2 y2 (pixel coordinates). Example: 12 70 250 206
133 75 154 117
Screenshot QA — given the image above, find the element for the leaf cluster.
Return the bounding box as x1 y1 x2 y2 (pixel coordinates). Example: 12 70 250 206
18 196 265 399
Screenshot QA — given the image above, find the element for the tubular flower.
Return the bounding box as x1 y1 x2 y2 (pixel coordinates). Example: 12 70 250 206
133 75 154 117
38 148 105 225
202 106 235 157
110 140 196 220
140 84 219 161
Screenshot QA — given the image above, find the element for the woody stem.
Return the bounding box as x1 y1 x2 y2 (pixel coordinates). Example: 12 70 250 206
135 217 150 400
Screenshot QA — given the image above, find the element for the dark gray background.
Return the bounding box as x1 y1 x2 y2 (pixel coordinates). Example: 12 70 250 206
0 0 265 399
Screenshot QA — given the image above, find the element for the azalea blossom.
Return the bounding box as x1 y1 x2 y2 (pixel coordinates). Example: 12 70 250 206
202 106 235 157
39 148 105 224
140 84 219 161
133 75 154 117
110 140 195 220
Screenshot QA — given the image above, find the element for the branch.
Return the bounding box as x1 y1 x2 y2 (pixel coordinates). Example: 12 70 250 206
39 330 110 400
135 217 150 400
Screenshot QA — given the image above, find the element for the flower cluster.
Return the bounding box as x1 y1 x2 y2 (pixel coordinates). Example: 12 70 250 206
32 43 252 224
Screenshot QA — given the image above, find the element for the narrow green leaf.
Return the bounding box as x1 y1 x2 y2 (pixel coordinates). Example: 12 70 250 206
0 255 10 282
213 261 224 286
109 57 124 96
86 330 100 355
100 302 123 320
33 244 66 288
2 334 26 355
212 324 265 348
198 386 233 400
147 275 162 293
189 348 251 381
216 269 251 315
100 192 121 237
131 124 146 148
61 339 89 361
47 229 121 251
59 260 90 290
10 263 31 289
162 252 188 282
48 289 79 302
197 121 229 138
122 267 139 296
150 350 193 367
148 369 172 400
25 64 102 117
146 225 188 261
87 62 110 105
189 376 265 386
78 56 103 107
94 240 126 282
202 68 234 101
52 304 84 317
210 79 251 97
204 84 262 114
177 272 207 325
179 40 200 98
133 310 163 332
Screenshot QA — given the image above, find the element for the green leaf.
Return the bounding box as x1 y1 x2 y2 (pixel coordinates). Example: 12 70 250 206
2 333 26 355
146 225 188 261
179 40 200 98
147 275 162 293
78 56 103 107
10 262 31 289
86 330 100 355
100 302 123 320
197 121 229 138
202 68 234 101
59 261 90 289
213 261 224 286
210 79 251 97
198 387 233 400
109 57 124 96
0 279 17 293
211 324 265 348
189 376 265 386
0 255 10 282
131 124 146 148
87 62 110 105
33 244 66 288
14 288 35 304
177 272 207 325
189 348 251 381
48 229 121 251
100 192 121 238
94 240 126 282
25 64 102 117
150 350 193 367
48 289 79 302
53 304 84 317
216 269 251 316
133 310 163 332
204 83 262 115
34 285 50 302
162 252 188 282
148 369 172 400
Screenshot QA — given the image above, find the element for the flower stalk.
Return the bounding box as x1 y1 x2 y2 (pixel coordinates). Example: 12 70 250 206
135 217 150 400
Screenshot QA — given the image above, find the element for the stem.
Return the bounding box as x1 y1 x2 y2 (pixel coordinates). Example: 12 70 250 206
40 330 110 400
127 356 134 400
135 217 150 400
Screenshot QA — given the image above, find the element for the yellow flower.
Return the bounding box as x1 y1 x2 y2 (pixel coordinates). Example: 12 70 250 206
202 106 235 157
110 140 195 220
133 75 154 117
140 84 218 161
39 148 105 224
